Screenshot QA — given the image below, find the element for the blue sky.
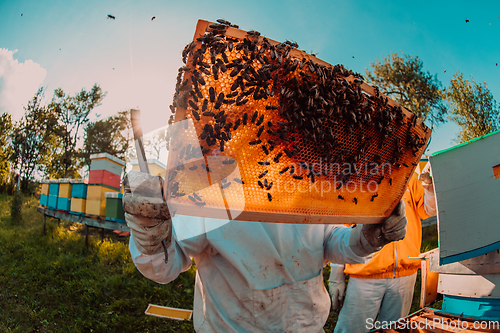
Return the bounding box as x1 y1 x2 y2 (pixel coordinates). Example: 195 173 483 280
1 0 499 157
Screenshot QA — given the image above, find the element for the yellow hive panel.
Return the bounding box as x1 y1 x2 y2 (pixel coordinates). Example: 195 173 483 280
41 183 49 195
70 198 86 213
87 185 118 201
165 20 431 224
85 199 106 217
59 183 72 198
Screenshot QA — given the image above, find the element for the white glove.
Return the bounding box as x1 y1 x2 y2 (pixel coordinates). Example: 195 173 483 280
360 200 408 252
419 166 437 216
123 171 173 257
328 263 345 311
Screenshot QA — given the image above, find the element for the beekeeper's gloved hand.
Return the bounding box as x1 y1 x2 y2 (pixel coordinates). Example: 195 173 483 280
328 263 346 311
350 200 407 254
122 170 173 257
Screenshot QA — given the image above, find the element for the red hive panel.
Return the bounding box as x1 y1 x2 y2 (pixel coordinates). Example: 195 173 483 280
165 20 431 224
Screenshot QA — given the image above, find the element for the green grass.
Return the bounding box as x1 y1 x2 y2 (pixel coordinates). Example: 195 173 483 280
0 194 196 332
0 194 440 332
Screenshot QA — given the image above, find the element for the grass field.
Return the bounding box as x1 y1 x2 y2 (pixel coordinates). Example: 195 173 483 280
0 194 440 332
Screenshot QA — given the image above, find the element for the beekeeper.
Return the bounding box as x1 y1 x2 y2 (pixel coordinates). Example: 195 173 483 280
329 166 437 333
123 170 408 333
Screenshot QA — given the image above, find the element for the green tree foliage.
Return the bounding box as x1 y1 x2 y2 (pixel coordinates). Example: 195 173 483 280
0 112 13 192
46 84 106 178
82 110 131 168
365 53 447 126
10 88 59 192
446 72 500 143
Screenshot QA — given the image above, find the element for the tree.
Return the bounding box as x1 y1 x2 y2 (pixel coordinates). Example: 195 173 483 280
46 84 106 178
365 53 447 127
82 110 131 169
144 127 169 160
0 112 13 192
446 71 500 143
10 88 59 192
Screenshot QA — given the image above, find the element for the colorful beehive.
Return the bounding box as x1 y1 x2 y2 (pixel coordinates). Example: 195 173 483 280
85 153 124 218
47 180 59 209
131 159 166 178
71 179 88 199
89 153 124 189
105 192 125 223
70 179 88 215
56 178 72 211
39 179 50 207
85 184 119 218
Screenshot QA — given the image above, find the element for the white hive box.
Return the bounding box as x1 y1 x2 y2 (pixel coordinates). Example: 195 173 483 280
430 130 500 265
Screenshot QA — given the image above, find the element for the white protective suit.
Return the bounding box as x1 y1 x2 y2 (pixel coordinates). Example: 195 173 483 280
129 215 374 333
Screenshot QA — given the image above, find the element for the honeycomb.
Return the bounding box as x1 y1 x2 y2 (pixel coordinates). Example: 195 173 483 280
165 19 431 224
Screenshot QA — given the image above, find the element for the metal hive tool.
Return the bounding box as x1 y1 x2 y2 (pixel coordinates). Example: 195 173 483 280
165 19 431 224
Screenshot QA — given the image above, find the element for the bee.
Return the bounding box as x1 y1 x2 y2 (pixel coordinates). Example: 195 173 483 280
256 115 264 127
290 166 295 175
273 152 283 163
195 201 206 206
221 182 231 189
223 159 235 165
262 145 269 155
267 193 272 201
192 110 200 121
251 111 258 123
284 149 293 158
376 176 384 185
279 166 289 174
249 139 262 145
258 170 268 179
389 178 393 186
370 194 378 202
188 100 199 110
258 161 270 166
293 175 303 180
258 180 264 188
209 87 216 102
234 178 244 184
257 126 264 137
338 195 345 200
266 181 273 190
220 140 225 152
353 197 358 205
266 105 278 110
107 14 116 20
233 119 241 131
203 111 215 117
188 195 197 203
189 165 198 171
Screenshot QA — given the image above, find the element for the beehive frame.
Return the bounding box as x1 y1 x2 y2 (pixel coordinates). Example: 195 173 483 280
165 19 431 224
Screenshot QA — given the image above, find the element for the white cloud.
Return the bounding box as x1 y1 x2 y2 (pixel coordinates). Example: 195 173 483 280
0 48 47 120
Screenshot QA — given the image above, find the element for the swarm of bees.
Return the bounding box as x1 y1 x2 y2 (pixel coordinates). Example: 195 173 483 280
166 19 430 220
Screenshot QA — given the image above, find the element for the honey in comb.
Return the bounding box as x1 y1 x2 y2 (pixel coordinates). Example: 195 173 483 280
165 20 431 223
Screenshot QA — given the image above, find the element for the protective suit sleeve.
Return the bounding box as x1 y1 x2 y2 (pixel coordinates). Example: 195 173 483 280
129 215 209 285
324 225 373 264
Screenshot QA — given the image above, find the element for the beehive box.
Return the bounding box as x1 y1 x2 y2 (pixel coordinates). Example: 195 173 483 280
70 198 86 215
39 179 50 207
105 192 125 223
131 159 167 178
58 179 72 198
430 130 500 265
71 179 88 199
165 19 431 224
85 184 119 218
